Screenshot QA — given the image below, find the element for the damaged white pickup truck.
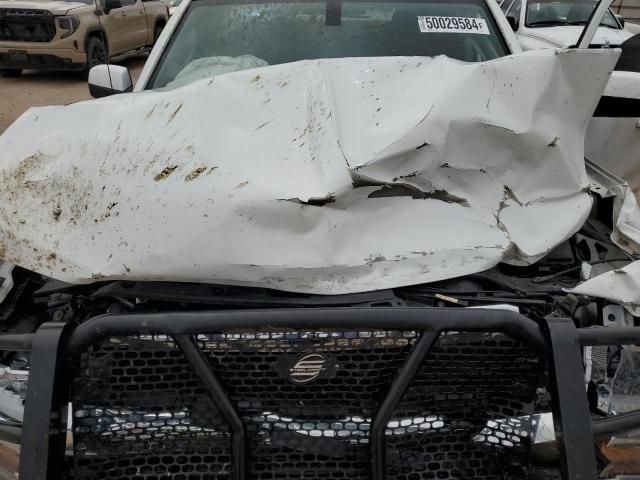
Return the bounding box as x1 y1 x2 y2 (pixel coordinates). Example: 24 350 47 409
1 0 640 479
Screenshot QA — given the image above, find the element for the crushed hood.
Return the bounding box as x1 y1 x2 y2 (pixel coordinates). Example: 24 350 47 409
0 48 631 294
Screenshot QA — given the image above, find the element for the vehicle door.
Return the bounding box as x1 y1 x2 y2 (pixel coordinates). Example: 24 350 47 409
99 0 148 55
586 33 640 193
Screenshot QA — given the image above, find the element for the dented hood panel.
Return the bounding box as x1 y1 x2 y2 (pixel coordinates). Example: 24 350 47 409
0 49 625 294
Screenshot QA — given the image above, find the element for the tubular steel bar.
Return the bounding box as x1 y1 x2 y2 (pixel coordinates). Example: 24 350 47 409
0 333 34 351
173 335 246 480
20 322 73 480
593 410 640 439
370 331 439 480
577 327 640 346
544 318 598 480
65 308 547 356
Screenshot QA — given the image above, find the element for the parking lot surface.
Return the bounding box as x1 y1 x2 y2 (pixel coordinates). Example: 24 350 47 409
0 56 146 134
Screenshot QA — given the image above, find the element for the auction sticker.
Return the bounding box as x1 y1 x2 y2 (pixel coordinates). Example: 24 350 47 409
418 16 490 34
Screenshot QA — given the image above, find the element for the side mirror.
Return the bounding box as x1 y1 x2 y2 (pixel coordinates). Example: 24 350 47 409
616 14 625 28
88 64 133 98
507 15 519 31
103 0 122 15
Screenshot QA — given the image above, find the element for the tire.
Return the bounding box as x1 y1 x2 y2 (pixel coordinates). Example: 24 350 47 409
81 36 108 80
153 24 164 45
0 69 22 78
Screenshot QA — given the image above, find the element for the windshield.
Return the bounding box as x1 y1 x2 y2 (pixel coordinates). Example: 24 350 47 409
147 0 509 89
525 0 620 28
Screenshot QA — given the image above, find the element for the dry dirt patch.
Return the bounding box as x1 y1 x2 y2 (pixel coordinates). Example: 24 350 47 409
0 55 146 134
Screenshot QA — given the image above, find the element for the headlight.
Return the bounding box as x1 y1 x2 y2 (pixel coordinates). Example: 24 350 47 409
56 15 80 39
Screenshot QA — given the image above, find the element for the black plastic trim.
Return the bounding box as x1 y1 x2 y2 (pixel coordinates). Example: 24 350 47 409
593 96 640 118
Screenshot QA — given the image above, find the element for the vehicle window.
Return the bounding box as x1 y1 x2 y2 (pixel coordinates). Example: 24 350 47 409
525 0 619 28
500 0 515 14
505 0 521 18
147 0 510 89
120 0 137 5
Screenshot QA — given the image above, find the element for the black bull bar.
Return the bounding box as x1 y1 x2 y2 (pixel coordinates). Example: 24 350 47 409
4 308 640 480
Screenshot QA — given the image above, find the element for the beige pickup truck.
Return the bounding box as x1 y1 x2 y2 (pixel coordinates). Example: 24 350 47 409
0 0 168 78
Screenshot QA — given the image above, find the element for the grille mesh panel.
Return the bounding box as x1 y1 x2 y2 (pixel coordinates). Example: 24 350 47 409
199 330 416 417
69 329 544 480
72 336 231 479
0 10 55 42
387 332 542 480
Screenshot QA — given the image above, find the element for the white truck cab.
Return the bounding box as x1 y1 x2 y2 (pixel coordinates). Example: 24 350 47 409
500 0 634 49
498 0 640 194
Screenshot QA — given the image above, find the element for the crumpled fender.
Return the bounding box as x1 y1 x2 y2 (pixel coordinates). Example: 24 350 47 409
570 260 640 316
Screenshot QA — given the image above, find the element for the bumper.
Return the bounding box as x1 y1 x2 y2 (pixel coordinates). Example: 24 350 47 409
6 309 640 480
0 47 85 71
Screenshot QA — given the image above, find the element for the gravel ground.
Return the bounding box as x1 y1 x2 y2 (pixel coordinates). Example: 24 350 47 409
0 55 146 134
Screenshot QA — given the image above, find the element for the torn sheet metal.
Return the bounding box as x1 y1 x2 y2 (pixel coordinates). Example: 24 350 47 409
586 159 640 255
571 261 640 316
612 186 640 255
0 49 622 294
586 117 640 196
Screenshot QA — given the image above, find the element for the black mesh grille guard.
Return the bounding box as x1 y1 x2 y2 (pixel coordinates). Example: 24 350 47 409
20 308 623 480
66 310 547 480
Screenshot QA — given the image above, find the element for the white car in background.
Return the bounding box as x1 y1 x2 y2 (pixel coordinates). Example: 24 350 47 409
168 0 183 16
627 21 640 34
500 0 633 49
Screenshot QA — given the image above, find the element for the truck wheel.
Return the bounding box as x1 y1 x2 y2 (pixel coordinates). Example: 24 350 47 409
153 24 164 45
0 69 22 78
81 37 108 80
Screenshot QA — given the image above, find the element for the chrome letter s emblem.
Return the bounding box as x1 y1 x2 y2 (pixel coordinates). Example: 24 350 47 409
288 354 327 384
